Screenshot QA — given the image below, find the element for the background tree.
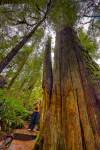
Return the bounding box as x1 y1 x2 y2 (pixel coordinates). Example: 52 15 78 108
0 0 52 73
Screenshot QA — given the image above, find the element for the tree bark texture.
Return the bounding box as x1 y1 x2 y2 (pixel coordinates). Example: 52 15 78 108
33 37 53 150
42 37 53 113
41 27 100 150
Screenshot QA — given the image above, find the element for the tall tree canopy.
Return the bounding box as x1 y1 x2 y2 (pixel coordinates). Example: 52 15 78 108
0 0 100 149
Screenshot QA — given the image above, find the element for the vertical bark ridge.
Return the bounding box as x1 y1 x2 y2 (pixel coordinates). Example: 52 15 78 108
74 43 100 149
41 26 100 150
69 49 95 150
42 37 53 107
41 37 53 149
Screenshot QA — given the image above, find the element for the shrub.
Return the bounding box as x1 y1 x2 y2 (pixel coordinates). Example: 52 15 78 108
0 89 29 132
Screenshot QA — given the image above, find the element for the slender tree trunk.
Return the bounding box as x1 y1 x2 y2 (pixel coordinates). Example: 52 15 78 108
33 37 53 150
41 26 100 150
26 84 35 102
41 38 53 148
7 52 30 89
18 78 26 90
42 37 53 120
0 21 42 73
0 0 52 73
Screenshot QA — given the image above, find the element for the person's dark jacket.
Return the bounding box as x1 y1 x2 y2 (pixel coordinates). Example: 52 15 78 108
31 111 40 124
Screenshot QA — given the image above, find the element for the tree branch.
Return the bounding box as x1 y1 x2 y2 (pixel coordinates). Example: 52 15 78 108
15 18 37 27
0 0 52 73
0 0 24 5
83 15 100 18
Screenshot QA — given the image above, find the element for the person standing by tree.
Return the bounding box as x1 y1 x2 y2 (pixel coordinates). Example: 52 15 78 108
28 106 40 131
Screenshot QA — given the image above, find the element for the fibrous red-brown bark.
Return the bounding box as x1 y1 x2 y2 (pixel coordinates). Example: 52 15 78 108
42 37 53 111
41 26 100 150
33 37 53 150
41 38 53 148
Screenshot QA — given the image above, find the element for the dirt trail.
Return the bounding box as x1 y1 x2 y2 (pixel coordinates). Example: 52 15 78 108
8 140 35 150
8 122 39 150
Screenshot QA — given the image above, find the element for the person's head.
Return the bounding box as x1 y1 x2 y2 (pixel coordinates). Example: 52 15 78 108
34 107 39 111
34 101 40 110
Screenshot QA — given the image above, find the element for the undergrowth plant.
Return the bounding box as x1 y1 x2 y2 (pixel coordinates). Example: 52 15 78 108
0 89 29 132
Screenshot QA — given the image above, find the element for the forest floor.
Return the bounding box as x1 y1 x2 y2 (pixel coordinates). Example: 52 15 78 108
0 122 39 150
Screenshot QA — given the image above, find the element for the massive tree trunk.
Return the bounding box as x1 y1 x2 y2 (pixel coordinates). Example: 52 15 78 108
41 26 100 150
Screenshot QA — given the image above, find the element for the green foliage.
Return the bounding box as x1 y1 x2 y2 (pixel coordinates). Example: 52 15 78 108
79 30 97 57
50 0 78 26
0 89 29 132
30 81 42 101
